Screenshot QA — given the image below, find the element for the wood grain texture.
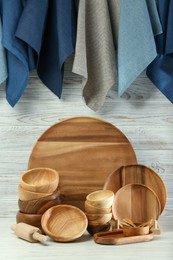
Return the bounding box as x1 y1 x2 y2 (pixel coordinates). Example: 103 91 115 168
93 230 154 245
41 205 88 242
104 164 167 214
112 184 161 223
28 116 137 209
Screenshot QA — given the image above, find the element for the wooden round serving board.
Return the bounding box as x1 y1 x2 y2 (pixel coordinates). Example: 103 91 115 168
112 184 161 223
104 164 167 214
28 116 137 210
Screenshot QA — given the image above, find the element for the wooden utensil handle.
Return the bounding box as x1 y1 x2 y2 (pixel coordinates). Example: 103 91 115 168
32 232 47 243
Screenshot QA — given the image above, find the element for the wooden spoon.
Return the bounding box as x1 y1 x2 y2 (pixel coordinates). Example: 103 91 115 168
122 218 136 227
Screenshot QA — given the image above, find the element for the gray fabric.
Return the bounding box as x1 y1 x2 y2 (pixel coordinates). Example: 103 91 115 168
73 0 119 111
0 16 7 85
118 0 160 96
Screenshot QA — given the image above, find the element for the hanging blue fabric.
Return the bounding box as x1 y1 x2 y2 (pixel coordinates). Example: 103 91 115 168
118 0 162 96
0 0 36 106
37 0 79 98
16 0 79 99
146 0 173 103
0 15 7 85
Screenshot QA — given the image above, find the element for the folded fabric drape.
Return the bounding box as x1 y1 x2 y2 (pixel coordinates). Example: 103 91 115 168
73 0 120 111
146 0 173 103
118 0 162 97
37 0 79 98
0 0 36 106
0 15 7 85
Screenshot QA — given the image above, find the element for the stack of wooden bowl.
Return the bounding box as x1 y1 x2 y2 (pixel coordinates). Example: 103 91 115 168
17 168 61 231
84 190 114 235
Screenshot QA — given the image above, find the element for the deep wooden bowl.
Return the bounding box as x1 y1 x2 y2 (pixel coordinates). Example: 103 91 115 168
16 211 42 230
85 200 112 214
18 185 52 201
86 190 114 208
86 213 112 225
123 226 150 237
20 168 59 193
18 190 61 214
87 222 111 236
41 205 88 242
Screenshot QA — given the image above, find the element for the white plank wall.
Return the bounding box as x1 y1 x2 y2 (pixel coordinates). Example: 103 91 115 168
0 56 173 259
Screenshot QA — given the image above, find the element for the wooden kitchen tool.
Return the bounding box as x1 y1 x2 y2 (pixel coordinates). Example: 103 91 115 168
20 168 59 193
18 190 61 214
28 116 137 210
93 230 154 245
86 190 114 208
41 205 88 242
112 184 161 223
16 211 42 230
85 200 112 214
11 223 47 243
18 185 52 201
104 164 166 214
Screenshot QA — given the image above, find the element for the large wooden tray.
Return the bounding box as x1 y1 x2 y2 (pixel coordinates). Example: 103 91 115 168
28 116 137 210
104 164 167 214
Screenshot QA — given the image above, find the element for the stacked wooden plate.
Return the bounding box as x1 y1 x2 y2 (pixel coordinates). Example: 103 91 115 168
104 164 167 225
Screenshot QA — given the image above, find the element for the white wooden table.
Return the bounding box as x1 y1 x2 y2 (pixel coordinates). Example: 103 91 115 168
0 59 173 259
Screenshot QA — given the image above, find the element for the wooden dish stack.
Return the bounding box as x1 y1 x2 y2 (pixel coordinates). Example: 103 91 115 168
85 190 114 235
17 168 61 231
103 164 167 234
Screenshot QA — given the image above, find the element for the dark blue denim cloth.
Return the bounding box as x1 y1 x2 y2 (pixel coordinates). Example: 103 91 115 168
0 15 7 85
0 0 36 106
146 0 173 103
37 0 79 98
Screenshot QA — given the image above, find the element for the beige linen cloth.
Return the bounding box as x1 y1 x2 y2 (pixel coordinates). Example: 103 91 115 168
72 0 120 111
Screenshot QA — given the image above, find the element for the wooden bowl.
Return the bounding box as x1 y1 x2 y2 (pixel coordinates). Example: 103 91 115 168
86 213 112 225
87 222 111 236
112 184 161 223
41 205 88 242
86 190 114 208
123 226 150 237
20 168 59 193
18 190 61 214
85 200 112 214
18 185 52 201
16 211 42 230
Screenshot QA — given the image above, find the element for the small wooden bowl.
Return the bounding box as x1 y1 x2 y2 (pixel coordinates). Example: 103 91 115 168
87 222 111 236
18 185 52 201
123 226 150 237
16 211 42 230
86 213 112 225
85 200 112 214
18 190 61 214
41 205 88 242
20 168 59 193
86 190 114 208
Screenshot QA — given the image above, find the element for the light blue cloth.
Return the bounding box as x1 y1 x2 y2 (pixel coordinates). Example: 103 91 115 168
0 0 36 106
118 0 162 96
0 16 7 85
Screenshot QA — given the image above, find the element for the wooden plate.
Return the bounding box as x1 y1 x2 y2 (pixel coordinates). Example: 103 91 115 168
104 164 166 214
41 205 88 242
112 184 161 223
28 116 137 210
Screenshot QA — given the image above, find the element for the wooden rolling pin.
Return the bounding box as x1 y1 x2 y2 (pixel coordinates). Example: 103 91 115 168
11 223 47 243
